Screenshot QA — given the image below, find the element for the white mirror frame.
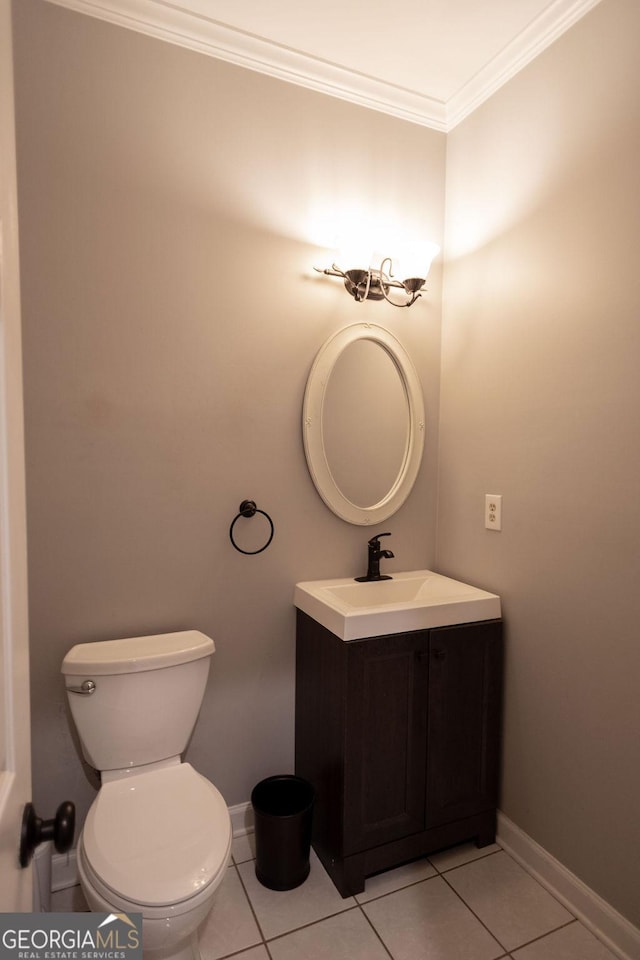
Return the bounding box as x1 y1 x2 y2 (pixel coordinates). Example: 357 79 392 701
303 323 425 525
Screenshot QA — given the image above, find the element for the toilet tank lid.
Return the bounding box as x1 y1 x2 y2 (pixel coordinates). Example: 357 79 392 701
62 630 215 676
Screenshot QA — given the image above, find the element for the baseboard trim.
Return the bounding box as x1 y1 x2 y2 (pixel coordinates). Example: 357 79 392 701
52 801 256 892
229 800 253 838
51 849 78 893
497 812 640 960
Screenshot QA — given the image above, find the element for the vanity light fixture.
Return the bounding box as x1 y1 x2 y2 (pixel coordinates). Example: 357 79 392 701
315 245 439 308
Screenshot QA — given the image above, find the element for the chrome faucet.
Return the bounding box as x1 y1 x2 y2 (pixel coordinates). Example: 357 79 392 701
355 532 394 582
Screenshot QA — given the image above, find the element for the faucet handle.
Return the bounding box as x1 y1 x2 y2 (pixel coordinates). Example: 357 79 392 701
368 532 391 547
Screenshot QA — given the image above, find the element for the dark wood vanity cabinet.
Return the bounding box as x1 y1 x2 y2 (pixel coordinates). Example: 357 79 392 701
294 611 503 896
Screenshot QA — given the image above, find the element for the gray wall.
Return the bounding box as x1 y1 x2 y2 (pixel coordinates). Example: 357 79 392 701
12 0 444 823
440 0 640 928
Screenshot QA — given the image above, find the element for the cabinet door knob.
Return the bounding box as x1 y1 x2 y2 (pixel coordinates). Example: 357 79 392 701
432 648 446 661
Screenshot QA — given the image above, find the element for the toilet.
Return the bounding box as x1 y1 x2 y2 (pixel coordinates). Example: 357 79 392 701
62 630 232 960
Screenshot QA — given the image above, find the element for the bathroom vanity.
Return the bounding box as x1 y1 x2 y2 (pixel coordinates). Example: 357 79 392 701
294 571 503 897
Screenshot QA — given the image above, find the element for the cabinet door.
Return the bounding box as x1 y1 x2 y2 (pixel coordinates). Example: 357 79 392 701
343 632 429 855
426 620 502 828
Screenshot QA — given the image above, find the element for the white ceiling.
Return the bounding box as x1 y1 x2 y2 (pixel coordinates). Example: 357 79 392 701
45 0 602 130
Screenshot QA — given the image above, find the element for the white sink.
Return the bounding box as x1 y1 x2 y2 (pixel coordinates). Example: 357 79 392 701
294 570 501 641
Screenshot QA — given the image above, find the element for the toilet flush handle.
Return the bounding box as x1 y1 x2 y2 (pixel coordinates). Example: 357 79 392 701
66 679 96 695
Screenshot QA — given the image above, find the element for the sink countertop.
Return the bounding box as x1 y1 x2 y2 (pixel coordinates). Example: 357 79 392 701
294 569 501 641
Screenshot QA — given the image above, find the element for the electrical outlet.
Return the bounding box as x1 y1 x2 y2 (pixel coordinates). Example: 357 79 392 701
485 494 502 531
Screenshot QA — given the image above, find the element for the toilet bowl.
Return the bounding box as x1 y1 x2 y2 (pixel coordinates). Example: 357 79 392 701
62 631 232 960
78 764 231 960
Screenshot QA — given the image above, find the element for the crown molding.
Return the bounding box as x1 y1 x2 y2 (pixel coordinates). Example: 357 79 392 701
447 0 604 128
42 0 448 130
43 0 601 132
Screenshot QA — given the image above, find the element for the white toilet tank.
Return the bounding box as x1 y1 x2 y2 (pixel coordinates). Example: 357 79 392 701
62 631 214 774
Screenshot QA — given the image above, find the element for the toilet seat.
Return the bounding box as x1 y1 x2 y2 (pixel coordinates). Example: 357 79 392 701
81 763 231 908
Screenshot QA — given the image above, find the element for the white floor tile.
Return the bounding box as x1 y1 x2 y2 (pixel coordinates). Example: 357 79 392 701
46 843 624 960
363 875 504 960
198 865 262 960
232 832 256 864
268 907 391 960
227 947 270 960
237 851 355 940
355 857 437 903
429 842 501 873
512 921 620 960
445 851 573 951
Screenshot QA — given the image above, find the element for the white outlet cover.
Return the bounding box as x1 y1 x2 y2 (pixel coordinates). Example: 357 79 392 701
485 494 502 531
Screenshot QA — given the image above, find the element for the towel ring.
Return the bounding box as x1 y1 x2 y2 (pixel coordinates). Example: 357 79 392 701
229 500 274 555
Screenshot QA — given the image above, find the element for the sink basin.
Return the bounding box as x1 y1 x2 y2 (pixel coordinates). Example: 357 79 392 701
294 570 501 641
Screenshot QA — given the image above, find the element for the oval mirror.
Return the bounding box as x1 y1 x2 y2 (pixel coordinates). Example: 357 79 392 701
303 323 425 524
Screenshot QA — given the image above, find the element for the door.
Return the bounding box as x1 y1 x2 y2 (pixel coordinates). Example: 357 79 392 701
344 632 429 854
426 621 503 828
0 0 33 911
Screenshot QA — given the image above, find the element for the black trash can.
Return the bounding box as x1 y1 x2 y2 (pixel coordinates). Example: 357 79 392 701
251 775 315 891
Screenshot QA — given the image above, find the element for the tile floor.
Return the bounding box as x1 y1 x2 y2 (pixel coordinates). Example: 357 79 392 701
51 837 619 960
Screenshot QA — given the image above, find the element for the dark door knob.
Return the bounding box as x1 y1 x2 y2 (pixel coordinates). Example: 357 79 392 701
19 800 75 868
